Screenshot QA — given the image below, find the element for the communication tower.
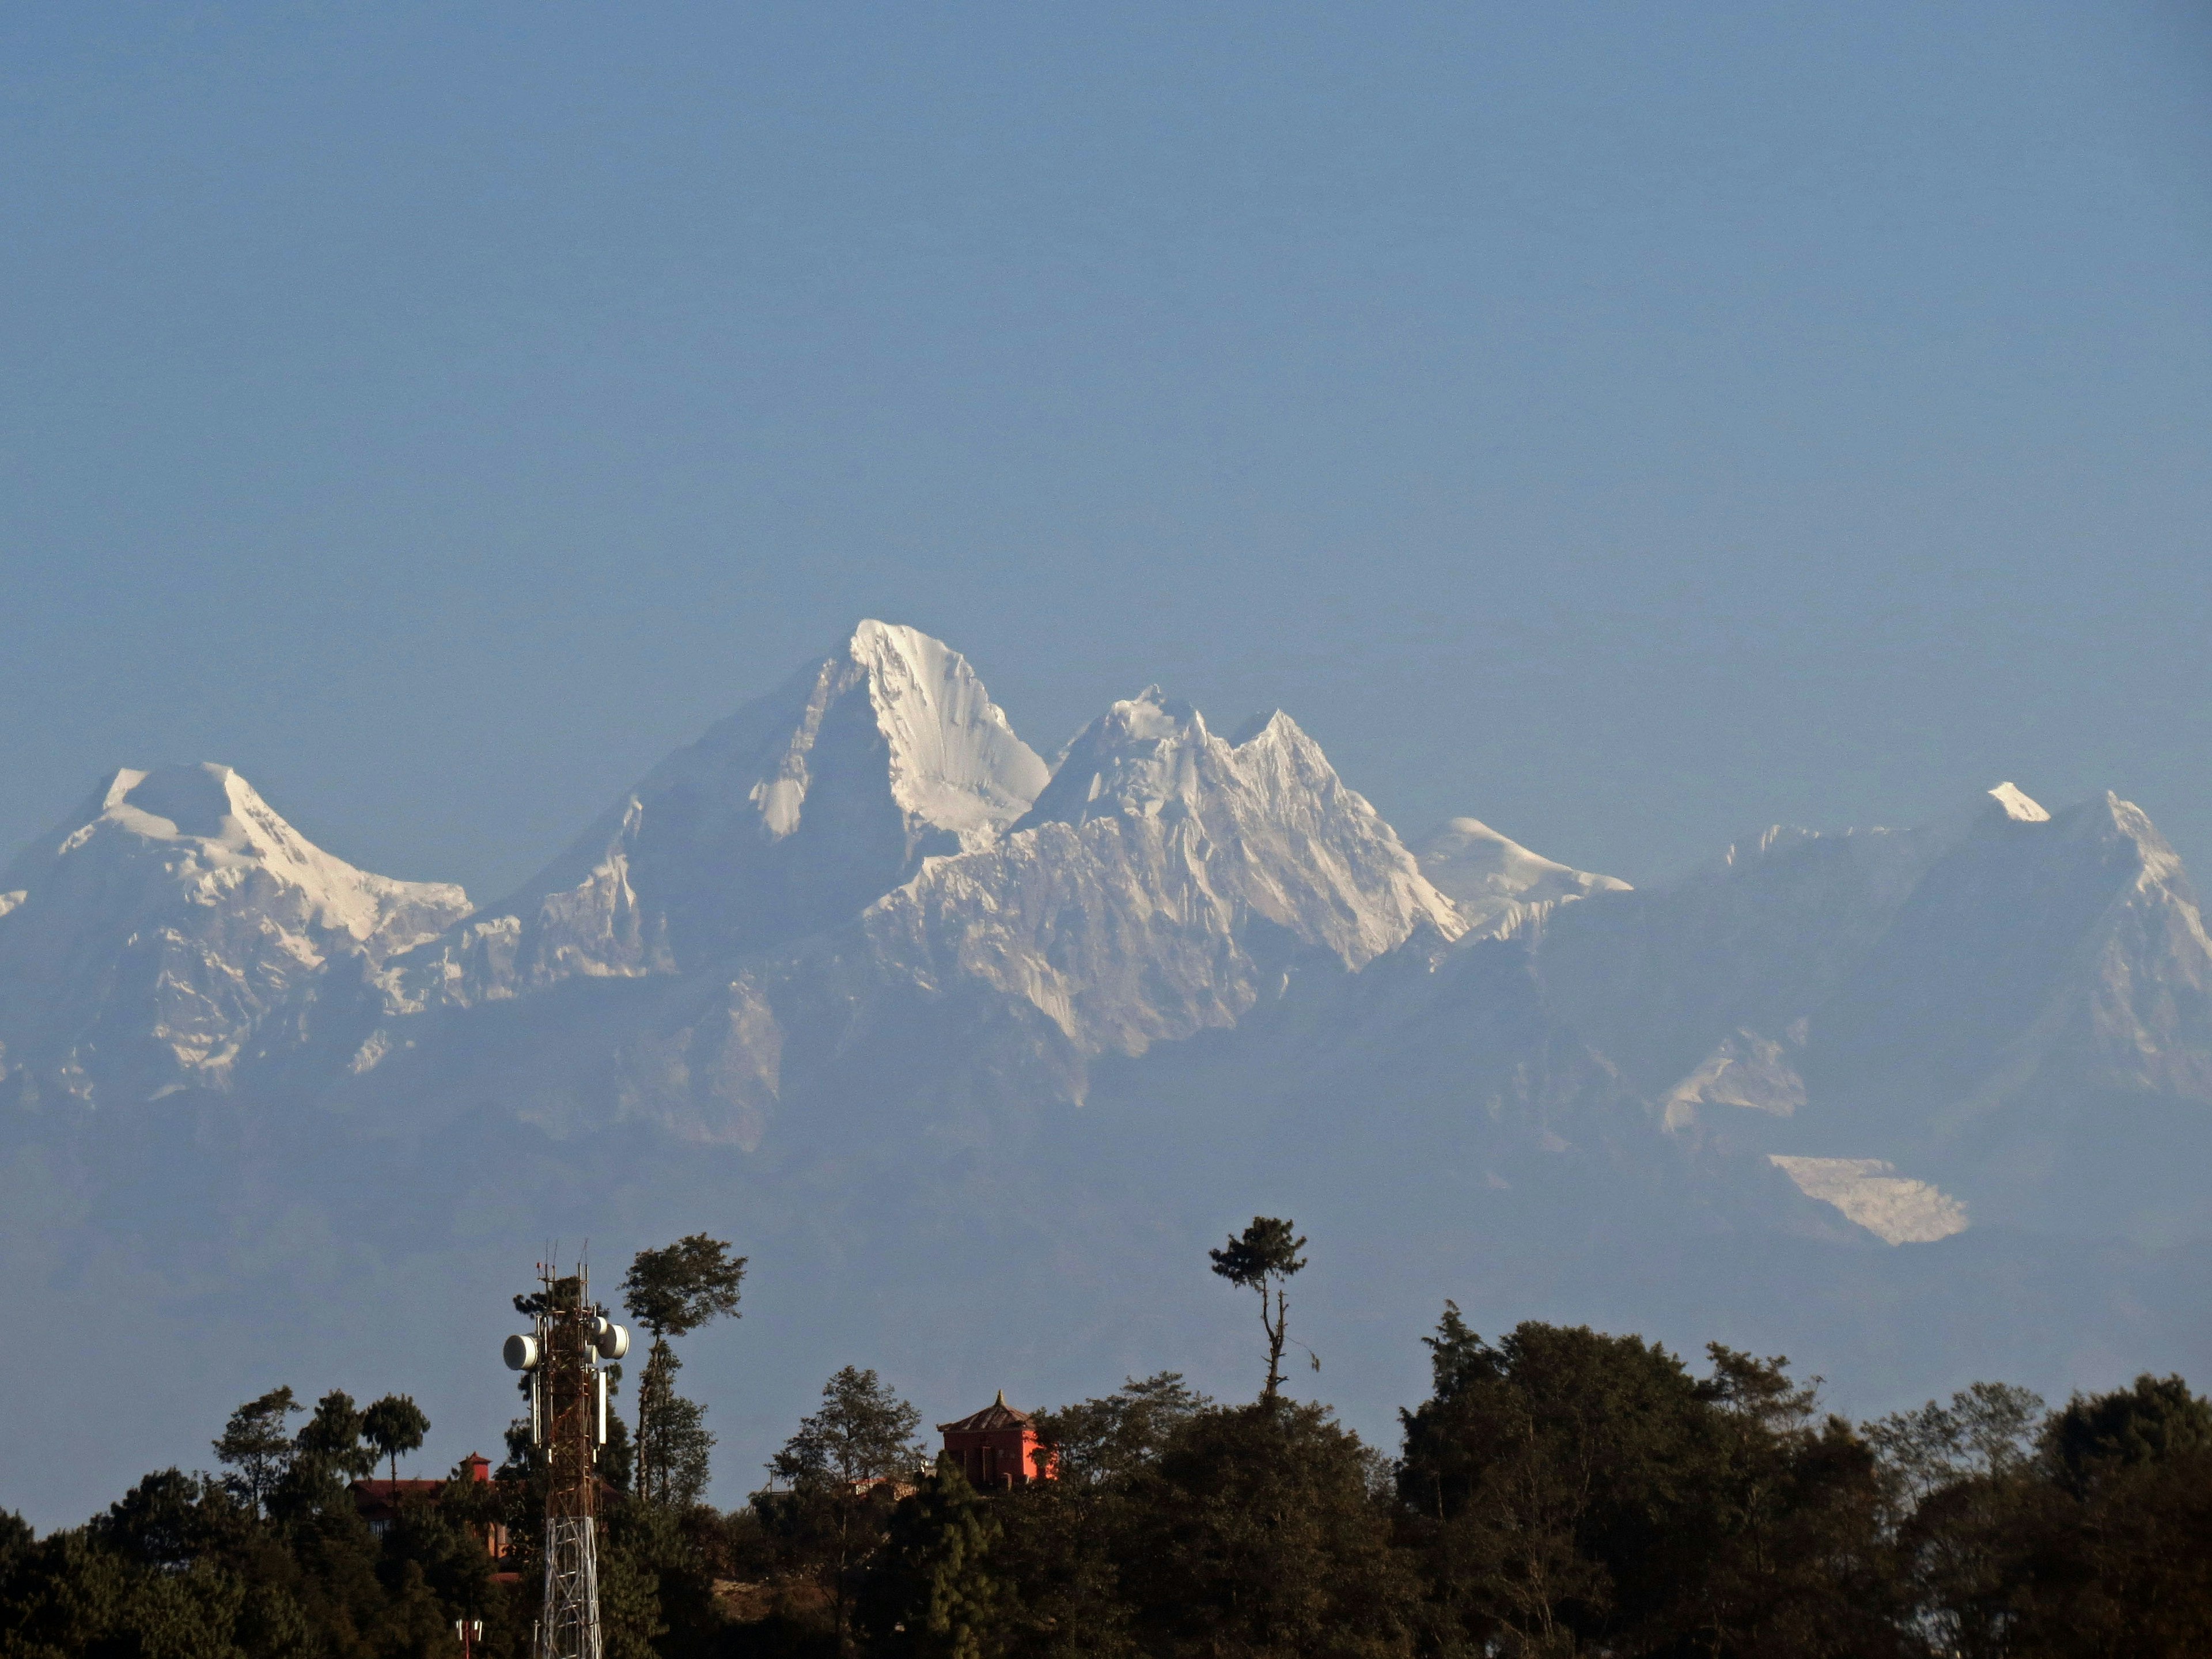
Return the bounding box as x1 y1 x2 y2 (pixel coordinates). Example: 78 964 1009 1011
505 1260 631 1659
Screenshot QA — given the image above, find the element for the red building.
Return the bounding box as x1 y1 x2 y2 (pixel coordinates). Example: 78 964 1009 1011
351 1452 509 1560
937 1391 1056 1489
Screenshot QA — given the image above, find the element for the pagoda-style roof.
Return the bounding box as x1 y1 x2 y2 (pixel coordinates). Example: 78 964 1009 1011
937 1389 1036 1434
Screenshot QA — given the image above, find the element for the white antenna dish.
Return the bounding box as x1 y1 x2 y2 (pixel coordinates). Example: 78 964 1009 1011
503 1332 540 1372
596 1322 631 1360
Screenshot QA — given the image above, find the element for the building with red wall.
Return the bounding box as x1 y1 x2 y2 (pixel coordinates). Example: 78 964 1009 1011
937 1391 1056 1489
351 1452 509 1559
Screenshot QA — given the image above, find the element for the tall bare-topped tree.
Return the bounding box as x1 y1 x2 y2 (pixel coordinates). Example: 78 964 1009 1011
621 1234 747 1505
1209 1217 1310 1402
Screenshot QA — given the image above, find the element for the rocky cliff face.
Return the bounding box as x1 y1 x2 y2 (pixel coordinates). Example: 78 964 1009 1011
1525 783 2212 1241
862 691 1464 1059
334 679 1466 1149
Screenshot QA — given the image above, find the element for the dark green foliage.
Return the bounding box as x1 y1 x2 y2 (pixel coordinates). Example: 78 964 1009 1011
601 1406 637 1496
21 1320 2212 1659
987 1377 1198 1659
1031 1373 1209 1490
623 1236 747 1509
982 1376 1412 1659
0 1424 510 1659
1869 1373 2212 1658
1127 1400 1415 1659
2043 1370 2212 1490
770 1368 926 1488
858 1458 1001 1659
1866 1380 2046 1506
1395 1306 1902 1657
212 1388 300 1518
0 1528 249 1659
622 1236 748 1340
361 1396 431 1486
637 1345 714 1508
758 1368 925 1655
1207 1217 1309 1401
94 1471 230 1574
293 1392 371 1478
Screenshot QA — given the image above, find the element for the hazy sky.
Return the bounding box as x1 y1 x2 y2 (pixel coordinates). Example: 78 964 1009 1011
3 2 2208 898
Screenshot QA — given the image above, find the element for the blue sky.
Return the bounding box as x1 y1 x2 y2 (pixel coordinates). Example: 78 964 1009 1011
3 2 2207 897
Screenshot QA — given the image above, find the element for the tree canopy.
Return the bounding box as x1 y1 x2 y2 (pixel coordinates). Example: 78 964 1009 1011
1208 1215 1310 1402
622 1235 748 1339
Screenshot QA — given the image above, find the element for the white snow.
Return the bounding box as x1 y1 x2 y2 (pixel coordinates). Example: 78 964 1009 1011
851 619 1051 841
0 763 469 1103
1929 781 2054 848
1770 1156 1969 1245
1987 782 2051 823
865 688 1465 1056
393 622 1050 1004
1410 816 1628 936
1661 1027 1808 1130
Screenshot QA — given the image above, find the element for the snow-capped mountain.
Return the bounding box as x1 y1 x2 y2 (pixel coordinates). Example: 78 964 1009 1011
0 763 467 1107
1806 785 2212 1112
1532 781 2212 1241
6 627 2212 1531
390 621 1048 1009
1410 816 1629 937
347 681 1469 1147
859 691 1465 1058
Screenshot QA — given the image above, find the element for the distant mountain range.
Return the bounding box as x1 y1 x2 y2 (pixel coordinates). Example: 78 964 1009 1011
6 622 2209 1527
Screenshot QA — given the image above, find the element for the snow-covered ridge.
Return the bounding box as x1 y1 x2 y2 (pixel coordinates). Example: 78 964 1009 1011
5 764 467 962
862 687 1464 1059
1770 1156 1969 1245
0 763 469 1104
389 621 1050 1007
6 621 2207 1268
847 620 1048 842
1410 816 1628 937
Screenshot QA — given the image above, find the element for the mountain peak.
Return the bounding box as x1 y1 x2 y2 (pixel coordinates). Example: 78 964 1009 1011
868 688 1463 1062
16 762 467 953
401 623 1048 1001
97 762 243 843
1411 817 1630 936
0 763 468 1104
1985 782 2050 824
838 620 1051 842
1019 686 1210 830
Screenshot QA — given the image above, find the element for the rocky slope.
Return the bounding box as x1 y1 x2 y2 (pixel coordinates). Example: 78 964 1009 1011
335 681 1467 1149
1531 782 2212 1240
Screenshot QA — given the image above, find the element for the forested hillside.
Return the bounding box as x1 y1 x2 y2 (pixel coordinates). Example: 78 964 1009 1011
6 1227 2208 1659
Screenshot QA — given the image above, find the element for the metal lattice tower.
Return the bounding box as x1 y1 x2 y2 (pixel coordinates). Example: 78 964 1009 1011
507 1263 629 1659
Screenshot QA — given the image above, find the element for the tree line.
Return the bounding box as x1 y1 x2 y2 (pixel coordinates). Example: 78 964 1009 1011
3 1218 2207 1658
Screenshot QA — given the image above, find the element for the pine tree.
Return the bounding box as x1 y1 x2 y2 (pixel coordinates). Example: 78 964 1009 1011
363 1394 431 1485
1208 1216 1309 1402
622 1234 747 1505
860 1456 1002 1659
213 1387 301 1517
